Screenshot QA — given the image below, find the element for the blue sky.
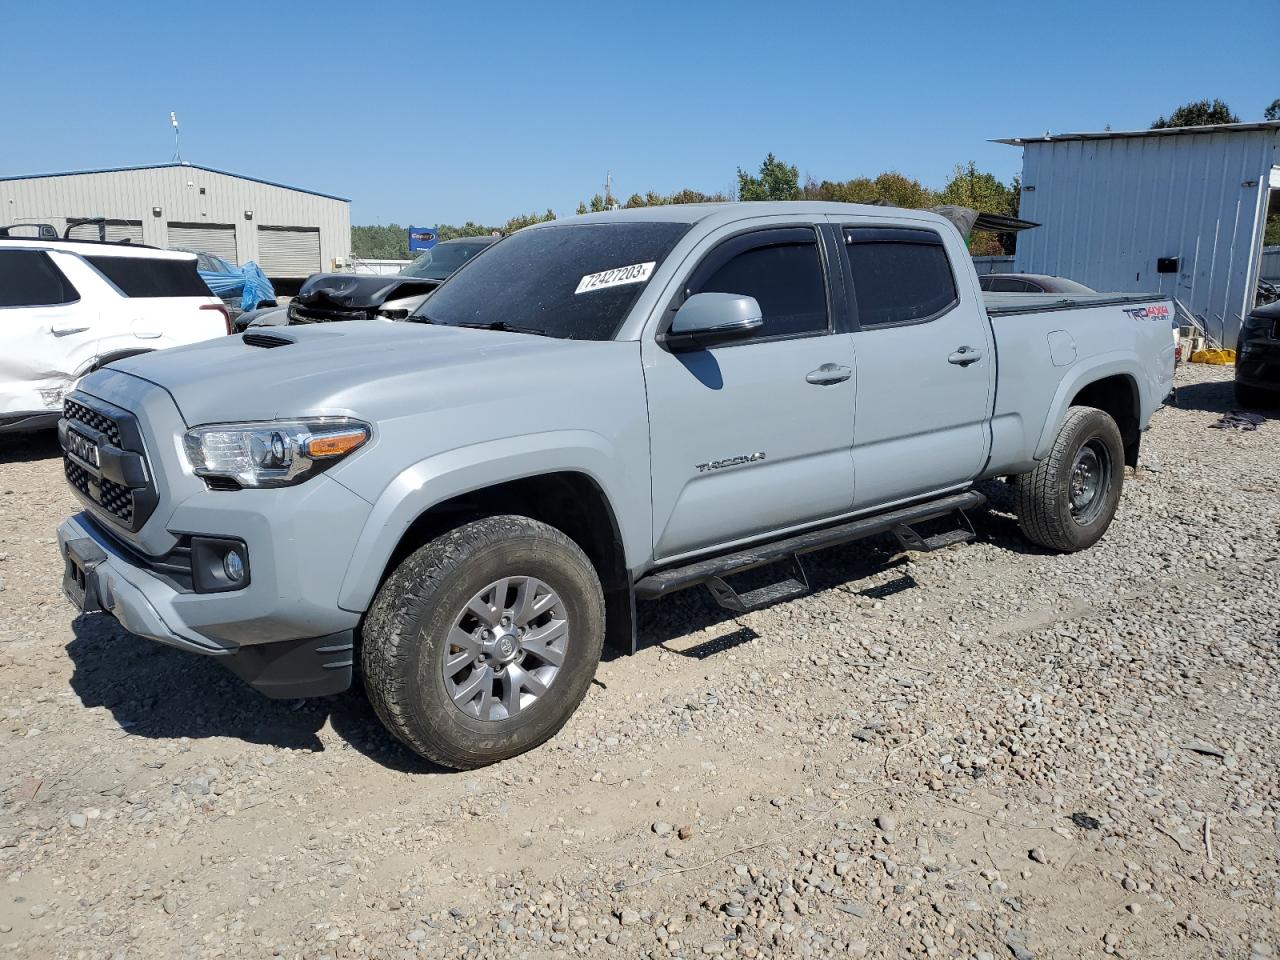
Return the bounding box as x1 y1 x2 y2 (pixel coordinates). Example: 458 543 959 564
0 0 1268 226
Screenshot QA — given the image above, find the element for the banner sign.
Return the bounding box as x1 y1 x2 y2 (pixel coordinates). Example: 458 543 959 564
408 226 438 252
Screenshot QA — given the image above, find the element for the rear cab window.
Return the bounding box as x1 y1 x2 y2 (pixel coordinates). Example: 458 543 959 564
417 222 690 340
86 255 212 298
0 249 80 307
842 227 958 328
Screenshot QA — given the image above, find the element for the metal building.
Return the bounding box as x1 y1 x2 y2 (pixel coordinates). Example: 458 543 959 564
0 162 350 286
998 121 1280 346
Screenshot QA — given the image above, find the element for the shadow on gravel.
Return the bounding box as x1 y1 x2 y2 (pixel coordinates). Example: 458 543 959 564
1173 378 1280 418
0 430 62 465
65 615 449 775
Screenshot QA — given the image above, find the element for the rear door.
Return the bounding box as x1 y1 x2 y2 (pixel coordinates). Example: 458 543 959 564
643 221 856 561
0 248 96 415
83 253 225 349
833 220 996 510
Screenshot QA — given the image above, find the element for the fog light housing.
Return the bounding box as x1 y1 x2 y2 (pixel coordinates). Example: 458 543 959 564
190 537 250 593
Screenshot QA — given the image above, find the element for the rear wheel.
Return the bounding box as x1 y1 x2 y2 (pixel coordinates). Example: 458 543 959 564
1013 406 1125 552
361 515 604 769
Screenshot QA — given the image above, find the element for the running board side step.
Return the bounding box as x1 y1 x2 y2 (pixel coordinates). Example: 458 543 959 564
634 489 986 606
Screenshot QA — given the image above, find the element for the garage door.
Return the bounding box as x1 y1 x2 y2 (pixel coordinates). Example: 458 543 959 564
66 219 143 243
167 222 238 263
257 226 321 277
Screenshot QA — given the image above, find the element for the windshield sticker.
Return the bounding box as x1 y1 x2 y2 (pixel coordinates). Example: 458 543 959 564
575 262 655 295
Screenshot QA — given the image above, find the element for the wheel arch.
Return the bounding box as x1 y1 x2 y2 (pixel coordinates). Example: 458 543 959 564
1034 355 1144 466
338 443 643 655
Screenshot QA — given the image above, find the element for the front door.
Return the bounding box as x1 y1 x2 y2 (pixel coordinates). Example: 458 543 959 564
833 221 995 509
643 224 856 562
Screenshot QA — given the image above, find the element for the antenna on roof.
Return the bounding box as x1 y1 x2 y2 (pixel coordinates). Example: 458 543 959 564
170 112 182 163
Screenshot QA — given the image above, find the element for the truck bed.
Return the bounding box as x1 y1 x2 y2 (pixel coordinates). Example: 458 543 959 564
983 291 1168 317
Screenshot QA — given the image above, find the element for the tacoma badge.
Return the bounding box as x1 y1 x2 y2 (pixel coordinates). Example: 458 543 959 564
695 452 766 473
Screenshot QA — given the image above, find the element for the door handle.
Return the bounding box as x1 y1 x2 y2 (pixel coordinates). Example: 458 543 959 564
50 323 90 336
805 363 852 385
948 346 983 366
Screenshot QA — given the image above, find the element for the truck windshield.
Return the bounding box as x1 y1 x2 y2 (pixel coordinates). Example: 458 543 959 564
415 222 690 340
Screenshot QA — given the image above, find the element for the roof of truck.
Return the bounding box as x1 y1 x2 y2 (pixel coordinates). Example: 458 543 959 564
539 201 957 228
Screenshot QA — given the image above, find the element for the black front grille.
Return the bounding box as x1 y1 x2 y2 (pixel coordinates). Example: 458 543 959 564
61 393 158 532
64 397 121 447
65 458 134 524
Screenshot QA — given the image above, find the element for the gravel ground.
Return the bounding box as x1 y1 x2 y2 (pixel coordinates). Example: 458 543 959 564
0 362 1276 960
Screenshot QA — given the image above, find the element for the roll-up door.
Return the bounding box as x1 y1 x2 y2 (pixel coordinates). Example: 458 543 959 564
167 222 238 262
66 219 143 243
257 226 321 277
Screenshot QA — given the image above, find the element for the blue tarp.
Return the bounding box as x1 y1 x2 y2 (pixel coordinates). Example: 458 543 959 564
198 257 276 312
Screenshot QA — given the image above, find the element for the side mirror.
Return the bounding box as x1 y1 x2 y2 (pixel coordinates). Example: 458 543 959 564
664 292 764 351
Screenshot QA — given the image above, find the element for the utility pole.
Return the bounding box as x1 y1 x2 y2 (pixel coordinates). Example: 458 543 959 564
170 112 182 163
605 170 615 210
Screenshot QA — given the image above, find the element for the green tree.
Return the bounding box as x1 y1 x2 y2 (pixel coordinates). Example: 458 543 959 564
1265 98 1280 121
804 172 937 208
1151 98 1239 129
502 209 557 232
736 153 801 201
938 162 1020 255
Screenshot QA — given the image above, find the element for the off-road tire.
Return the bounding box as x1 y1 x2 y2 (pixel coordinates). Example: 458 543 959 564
1013 406 1125 553
362 515 605 769
1234 380 1279 410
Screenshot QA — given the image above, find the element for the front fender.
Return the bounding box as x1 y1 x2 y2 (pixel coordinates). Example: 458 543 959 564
334 430 647 613
1033 352 1140 460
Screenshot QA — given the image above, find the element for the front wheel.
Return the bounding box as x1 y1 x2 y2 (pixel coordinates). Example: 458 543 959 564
361 515 605 769
1013 406 1125 552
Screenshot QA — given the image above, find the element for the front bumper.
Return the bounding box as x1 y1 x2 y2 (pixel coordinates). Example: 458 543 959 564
58 509 360 698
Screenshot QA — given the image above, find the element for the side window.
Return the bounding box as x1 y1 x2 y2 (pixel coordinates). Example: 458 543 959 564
0 250 80 307
692 234 828 340
86 256 211 298
987 276 1029 293
844 228 958 327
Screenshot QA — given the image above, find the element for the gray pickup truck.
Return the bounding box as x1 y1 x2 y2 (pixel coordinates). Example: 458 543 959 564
56 202 1175 768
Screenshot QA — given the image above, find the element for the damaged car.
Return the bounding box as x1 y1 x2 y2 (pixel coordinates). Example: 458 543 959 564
239 236 497 331
1 236 229 433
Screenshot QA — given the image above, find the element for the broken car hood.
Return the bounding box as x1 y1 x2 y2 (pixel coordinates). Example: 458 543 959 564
290 272 440 319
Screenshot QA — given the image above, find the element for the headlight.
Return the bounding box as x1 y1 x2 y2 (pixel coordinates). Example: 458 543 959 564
183 418 370 489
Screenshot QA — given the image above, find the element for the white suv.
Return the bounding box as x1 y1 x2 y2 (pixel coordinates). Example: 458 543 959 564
0 238 230 433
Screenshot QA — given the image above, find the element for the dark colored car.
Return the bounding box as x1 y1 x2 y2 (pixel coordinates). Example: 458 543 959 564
1235 298 1280 408
235 237 498 331
979 273 1097 294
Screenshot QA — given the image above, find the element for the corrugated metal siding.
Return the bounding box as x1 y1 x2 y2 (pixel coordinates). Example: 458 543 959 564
65 219 143 243
167 222 238 262
971 256 1015 276
1013 129 1278 346
0 165 349 280
257 226 321 277
1263 246 1280 282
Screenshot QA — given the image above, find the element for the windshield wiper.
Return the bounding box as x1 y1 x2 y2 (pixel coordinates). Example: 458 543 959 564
455 320 549 337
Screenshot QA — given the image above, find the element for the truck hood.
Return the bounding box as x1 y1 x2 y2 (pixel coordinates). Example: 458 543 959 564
102 322 615 426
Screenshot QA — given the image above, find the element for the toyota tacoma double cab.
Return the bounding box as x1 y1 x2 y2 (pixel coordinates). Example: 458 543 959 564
57 202 1176 768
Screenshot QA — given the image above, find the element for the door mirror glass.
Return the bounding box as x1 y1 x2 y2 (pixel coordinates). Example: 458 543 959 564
665 292 763 350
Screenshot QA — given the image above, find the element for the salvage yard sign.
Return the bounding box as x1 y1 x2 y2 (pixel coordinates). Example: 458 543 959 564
408 227 438 252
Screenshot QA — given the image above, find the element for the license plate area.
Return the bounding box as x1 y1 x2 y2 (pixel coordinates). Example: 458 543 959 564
63 537 107 614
